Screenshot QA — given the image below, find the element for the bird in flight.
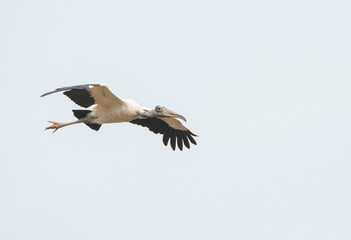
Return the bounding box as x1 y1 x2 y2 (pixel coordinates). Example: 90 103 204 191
41 84 197 151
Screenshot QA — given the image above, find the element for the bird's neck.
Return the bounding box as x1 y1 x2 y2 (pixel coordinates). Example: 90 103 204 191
140 109 158 119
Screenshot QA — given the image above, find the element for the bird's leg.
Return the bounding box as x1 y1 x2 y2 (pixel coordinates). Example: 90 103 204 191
45 120 82 133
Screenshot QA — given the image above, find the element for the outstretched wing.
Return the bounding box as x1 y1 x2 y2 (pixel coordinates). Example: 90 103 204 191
40 84 124 108
130 117 197 151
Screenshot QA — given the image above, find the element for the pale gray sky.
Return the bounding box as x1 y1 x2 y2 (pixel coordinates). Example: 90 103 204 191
1 0 351 239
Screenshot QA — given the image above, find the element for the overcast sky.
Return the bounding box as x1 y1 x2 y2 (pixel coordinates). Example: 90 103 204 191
1 0 351 239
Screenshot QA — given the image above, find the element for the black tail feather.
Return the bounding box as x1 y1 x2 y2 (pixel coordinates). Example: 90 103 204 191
72 110 101 131
73 110 91 119
85 123 101 131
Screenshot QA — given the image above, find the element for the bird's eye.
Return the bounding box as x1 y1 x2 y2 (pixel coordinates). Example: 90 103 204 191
155 105 162 112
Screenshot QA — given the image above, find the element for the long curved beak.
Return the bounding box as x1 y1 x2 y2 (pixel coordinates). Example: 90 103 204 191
162 108 187 122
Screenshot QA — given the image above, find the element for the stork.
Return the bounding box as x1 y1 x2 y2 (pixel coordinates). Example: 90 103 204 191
41 84 197 151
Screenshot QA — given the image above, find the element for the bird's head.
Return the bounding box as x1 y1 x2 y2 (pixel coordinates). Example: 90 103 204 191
153 105 187 122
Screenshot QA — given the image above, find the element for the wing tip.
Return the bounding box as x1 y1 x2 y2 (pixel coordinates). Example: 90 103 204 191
41 83 103 97
40 90 56 97
189 130 198 137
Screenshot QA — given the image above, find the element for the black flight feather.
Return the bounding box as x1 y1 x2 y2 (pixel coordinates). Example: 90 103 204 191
130 118 197 151
72 110 101 131
64 89 95 108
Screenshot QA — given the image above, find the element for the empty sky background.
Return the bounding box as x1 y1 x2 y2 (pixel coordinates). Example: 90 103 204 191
1 0 351 239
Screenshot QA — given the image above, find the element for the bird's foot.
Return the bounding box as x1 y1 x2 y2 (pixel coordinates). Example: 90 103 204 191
45 121 63 133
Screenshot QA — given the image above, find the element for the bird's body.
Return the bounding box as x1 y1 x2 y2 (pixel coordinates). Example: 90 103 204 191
41 84 197 150
90 99 141 124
